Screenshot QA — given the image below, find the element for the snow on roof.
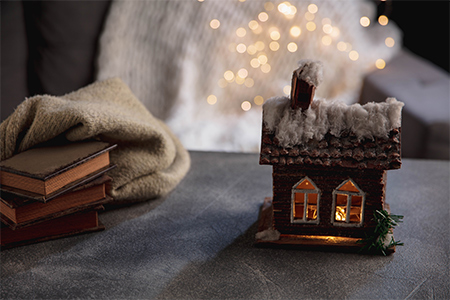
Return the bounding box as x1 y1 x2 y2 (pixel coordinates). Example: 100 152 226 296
263 97 404 148
294 59 324 87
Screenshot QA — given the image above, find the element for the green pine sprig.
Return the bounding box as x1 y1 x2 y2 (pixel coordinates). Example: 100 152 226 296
358 210 404 255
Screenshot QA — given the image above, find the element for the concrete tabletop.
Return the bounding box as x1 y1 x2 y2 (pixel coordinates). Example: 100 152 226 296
1 151 449 299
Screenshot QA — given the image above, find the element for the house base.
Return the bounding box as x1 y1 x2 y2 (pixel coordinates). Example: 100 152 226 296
255 197 396 254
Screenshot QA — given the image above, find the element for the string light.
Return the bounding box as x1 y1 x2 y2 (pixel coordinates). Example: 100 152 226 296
385 37 395 47
306 22 316 31
258 12 269 22
236 43 247 53
241 101 252 111
258 54 268 65
307 4 318 14
378 15 389 26
247 44 257 55
375 58 386 69
236 27 247 37
360 16 370 27
337 41 347 51
250 58 261 68
236 76 245 85
210 19 220 29
248 20 259 30
305 12 315 21
349 50 359 61
207 95 217 105
322 24 333 34
244 78 254 87
254 95 264 105
261 64 271 73
270 29 281 40
287 42 298 52
224 70 235 82
283 85 291 95
255 41 265 51
269 41 280 51
290 26 301 37
264 2 274 11
321 35 332 46
237 68 248 78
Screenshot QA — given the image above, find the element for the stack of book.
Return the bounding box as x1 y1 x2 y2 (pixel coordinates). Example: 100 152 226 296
0 140 117 249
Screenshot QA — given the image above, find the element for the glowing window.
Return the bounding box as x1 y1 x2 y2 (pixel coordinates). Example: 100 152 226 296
291 177 320 224
332 179 365 227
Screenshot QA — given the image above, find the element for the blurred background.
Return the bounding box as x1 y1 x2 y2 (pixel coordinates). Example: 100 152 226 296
2 0 449 159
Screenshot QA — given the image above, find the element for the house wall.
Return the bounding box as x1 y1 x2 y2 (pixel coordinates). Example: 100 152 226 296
272 165 387 238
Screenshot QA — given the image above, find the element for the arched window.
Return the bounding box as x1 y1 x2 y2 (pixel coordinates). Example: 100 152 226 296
291 177 320 224
332 179 365 227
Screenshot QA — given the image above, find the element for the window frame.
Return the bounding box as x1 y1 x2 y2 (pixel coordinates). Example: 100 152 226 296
290 176 321 224
331 179 366 227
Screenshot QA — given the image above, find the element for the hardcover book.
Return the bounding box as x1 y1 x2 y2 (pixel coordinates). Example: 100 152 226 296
0 209 104 249
0 140 117 199
0 176 112 229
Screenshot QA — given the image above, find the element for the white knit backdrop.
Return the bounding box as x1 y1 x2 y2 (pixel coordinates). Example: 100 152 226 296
97 0 402 152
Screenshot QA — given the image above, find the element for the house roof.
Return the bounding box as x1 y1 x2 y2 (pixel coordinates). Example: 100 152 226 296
260 97 403 170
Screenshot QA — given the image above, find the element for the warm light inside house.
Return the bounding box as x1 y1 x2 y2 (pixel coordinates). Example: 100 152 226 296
334 180 364 224
293 178 319 222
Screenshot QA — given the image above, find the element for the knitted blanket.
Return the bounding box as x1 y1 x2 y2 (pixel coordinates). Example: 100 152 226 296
0 78 191 203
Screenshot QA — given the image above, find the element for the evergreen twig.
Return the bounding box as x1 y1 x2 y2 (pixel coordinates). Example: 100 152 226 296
358 210 404 255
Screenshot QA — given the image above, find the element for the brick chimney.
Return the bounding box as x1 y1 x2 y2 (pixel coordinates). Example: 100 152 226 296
290 70 315 111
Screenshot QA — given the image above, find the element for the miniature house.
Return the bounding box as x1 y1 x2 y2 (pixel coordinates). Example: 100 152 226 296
257 60 404 251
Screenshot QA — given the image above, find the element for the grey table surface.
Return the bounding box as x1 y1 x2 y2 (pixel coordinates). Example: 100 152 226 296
1 151 449 299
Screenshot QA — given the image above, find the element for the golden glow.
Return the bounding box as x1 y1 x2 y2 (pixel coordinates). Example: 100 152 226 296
207 95 217 105
255 41 265 51
248 20 259 30
224 70 235 82
236 27 247 37
321 17 331 25
335 206 346 221
254 95 264 105
360 16 370 27
209 19 220 29
241 101 252 111
244 77 254 88
385 37 395 47
238 0 246 2
349 50 359 61
331 26 340 38
269 41 280 51
258 54 268 65
228 43 237 53
218 78 228 88
235 76 245 85
308 3 318 14
258 12 269 22
321 35 332 46
198 0 204 2
337 41 347 51
287 42 298 52
237 68 248 78
270 29 281 41
338 180 359 192
378 15 389 26
290 26 301 37
264 2 274 11
261 63 271 73
278 1 297 18
322 24 333 34
247 44 257 55
283 85 291 95
375 58 386 69
305 11 315 21
306 22 316 31
236 43 247 53
250 58 261 68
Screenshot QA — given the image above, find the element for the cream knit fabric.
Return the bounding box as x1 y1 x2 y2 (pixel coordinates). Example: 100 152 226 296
0 78 191 203
97 0 402 152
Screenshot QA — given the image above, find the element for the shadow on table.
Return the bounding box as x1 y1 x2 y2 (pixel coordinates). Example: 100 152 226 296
155 221 395 300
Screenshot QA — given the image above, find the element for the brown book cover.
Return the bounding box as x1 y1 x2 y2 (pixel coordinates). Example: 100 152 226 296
0 209 105 250
0 176 112 229
0 140 117 197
